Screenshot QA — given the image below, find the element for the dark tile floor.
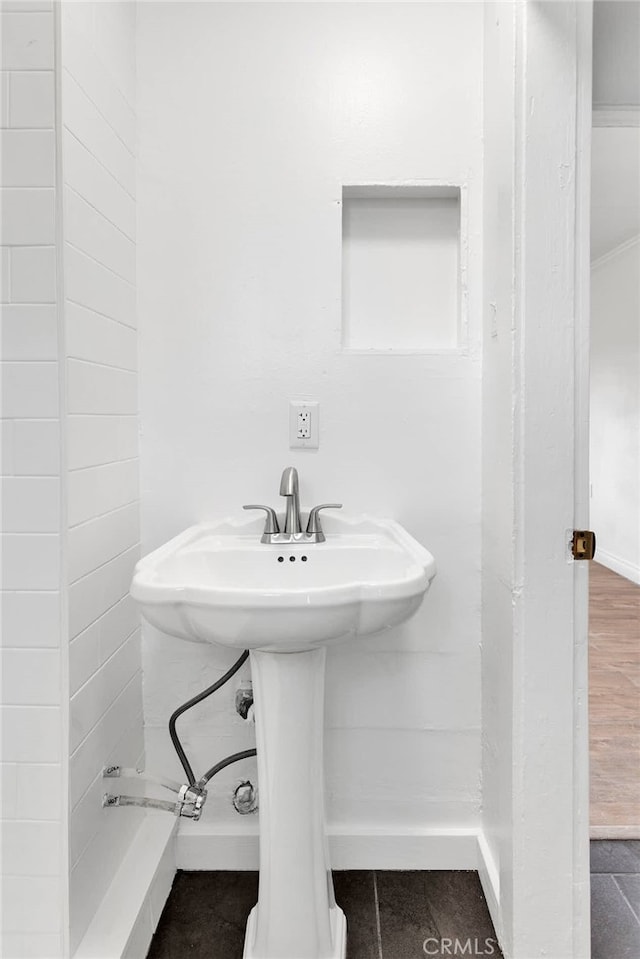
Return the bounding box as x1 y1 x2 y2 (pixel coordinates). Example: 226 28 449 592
591 840 640 959
146 842 640 959
147 869 502 959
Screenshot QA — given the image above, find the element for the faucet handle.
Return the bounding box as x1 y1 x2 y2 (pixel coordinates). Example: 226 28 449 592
306 504 342 540
243 505 280 535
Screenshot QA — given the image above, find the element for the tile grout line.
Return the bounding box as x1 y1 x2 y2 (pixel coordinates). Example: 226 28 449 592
612 874 640 926
372 870 384 959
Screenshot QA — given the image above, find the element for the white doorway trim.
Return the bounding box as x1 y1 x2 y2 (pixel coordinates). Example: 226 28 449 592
481 3 592 956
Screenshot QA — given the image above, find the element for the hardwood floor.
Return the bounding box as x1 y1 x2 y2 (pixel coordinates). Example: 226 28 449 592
590 562 640 834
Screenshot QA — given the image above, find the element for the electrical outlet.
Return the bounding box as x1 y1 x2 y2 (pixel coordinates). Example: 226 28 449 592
289 401 319 449
297 410 311 439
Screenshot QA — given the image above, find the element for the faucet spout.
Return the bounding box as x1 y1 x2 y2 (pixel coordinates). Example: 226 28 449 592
279 467 302 535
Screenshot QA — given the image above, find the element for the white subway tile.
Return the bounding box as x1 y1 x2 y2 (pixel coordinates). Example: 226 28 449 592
105 601 140 669
1 705 61 762
70 594 138 694
68 457 138 527
1 820 61 876
1 762 18 818
71 630 140 750
1 876 62 933
9 71 55 129
69 545 138 638
66 301 136 371
1 361 58 417
0 12 54 70
1 304 57 359
69 622 101 696
1 933 63 959
67 414 137 470
0 420 15 476
1 533 59 589
60 31 135 151
1 245 10 302
12 419 60 474
65 189 135 285
59 0 94 43
62 129 135 240
1 591 60 647
16 763 61 820
92 0 136 109
1 648 60 704
1 419 15 474
68 502 139 584
1 476 60 532
70 677 142 805
62 69 135 197
69 771 102 866
0 130 55 186
67 359 137 415
9 246 56 303
0 188 55 244
65 245 135 328
0 2 54 11
0 73 9 127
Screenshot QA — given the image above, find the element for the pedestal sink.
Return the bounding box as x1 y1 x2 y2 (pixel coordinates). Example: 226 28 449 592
131 511 436 959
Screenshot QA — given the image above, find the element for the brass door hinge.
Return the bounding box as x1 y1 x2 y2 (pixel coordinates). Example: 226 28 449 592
571 530 596 561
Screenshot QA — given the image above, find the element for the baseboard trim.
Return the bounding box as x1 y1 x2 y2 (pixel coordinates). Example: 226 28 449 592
592 107 640 128
74 815 177 959
176 821 483 871
476 830 501 946
75 821 502 957
591 824 640 840
595 550 640 586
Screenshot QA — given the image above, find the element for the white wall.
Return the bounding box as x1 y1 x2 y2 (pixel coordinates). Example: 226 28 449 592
59 2 143 952
593 0 640 108
591 127 640 261
591 237 640 583
1 4 66 957
137 1 483 859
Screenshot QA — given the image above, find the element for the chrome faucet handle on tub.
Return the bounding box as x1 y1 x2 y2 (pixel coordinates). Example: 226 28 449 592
243 505 281 543
306 504 342 543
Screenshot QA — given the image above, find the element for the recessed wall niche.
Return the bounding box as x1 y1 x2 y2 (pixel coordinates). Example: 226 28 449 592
341 185 461 351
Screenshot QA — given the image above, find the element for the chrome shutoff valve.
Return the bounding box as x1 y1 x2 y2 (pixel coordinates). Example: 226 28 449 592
102 766 208 820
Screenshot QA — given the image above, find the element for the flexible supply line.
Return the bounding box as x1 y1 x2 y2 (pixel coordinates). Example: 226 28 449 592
168 649 253 785
199 748 258 788
105 649 257 820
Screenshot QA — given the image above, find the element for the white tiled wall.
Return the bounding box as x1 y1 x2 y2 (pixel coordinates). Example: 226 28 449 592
59 2 142 952
3 3 143 953
1 4 65 957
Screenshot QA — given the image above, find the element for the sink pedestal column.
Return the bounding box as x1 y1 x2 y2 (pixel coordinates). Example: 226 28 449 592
243 647 346 959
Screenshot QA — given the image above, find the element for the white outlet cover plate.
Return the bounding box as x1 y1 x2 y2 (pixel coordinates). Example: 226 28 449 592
289 400 319 449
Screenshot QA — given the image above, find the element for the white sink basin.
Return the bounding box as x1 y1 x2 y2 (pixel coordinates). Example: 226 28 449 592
131 513 436 653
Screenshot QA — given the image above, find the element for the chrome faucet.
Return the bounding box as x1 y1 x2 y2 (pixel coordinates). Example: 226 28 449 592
243 468 342 544
279 466 302 535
